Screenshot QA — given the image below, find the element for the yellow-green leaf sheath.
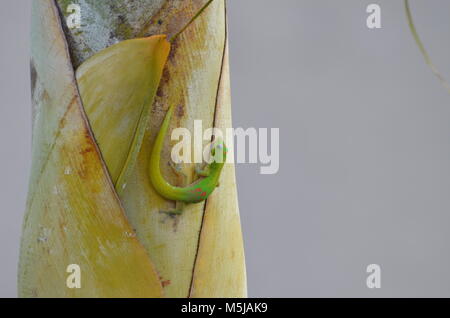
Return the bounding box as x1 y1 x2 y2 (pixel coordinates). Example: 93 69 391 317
19 0 163 298
76 36 170 194
190 43 247 298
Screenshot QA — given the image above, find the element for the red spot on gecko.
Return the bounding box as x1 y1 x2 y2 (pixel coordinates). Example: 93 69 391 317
201 192 207 197
196 188 202 192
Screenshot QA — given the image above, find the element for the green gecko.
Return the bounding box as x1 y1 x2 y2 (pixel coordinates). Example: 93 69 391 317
149 103 228 214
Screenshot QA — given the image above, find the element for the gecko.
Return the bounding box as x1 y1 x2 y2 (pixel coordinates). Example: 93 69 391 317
148 103 227 214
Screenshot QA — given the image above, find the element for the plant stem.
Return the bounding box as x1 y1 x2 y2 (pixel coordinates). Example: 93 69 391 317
404 0 450 93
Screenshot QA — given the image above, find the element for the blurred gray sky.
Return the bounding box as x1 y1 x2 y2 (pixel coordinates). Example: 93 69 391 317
2 0 450 297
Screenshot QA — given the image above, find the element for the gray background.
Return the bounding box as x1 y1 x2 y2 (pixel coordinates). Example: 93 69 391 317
2 0 450 297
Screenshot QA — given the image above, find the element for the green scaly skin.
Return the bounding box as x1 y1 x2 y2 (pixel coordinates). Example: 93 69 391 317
149 104 227 206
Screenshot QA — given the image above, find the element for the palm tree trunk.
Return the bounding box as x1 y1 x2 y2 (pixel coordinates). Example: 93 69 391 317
19 0 246 298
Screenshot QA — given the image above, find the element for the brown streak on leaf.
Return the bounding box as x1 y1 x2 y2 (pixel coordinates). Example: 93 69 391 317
30 60 37 95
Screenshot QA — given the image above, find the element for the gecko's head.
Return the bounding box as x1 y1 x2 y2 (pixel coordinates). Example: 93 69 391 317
210 139 227 168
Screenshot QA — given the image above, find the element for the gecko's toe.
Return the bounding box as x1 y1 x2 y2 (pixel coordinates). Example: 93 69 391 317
159 210 183 217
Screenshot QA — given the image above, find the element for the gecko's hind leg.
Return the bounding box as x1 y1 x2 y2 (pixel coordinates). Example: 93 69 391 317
169 161 188 185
